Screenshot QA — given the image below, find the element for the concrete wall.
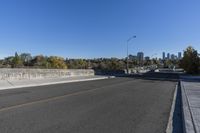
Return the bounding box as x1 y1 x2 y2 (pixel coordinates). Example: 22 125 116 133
0 68 94 80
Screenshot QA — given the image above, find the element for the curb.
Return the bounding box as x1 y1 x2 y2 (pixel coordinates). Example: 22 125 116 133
166 84 178 133
0 76 114 90
181 81 196 133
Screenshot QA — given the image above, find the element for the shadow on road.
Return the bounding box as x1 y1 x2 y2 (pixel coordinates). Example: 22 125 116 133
96 70 186 82
123 72 181 81
96 70 184 132
172 82 183 133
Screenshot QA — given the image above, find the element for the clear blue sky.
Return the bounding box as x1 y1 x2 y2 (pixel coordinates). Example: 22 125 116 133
0 0 200 59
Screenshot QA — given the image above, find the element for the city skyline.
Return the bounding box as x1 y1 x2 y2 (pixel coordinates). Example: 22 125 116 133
129 51 182 60
162 51 182 60
0 0 200 59
1 50 184 60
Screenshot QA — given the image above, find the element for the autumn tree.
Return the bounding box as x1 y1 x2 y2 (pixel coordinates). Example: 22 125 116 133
48 56 67 69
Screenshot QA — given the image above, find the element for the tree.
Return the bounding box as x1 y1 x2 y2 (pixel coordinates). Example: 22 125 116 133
107 58 122 70
48 56 67 69
3 56 14 67
12 52 23 68
180 46 200 74
31 55 48 68
20 53 32 65
164 59 173 68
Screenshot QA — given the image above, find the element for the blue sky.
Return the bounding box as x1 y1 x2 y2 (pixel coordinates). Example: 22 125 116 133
0 0 200 59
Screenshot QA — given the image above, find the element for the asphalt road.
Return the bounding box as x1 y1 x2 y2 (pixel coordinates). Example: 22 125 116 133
0 77 176 133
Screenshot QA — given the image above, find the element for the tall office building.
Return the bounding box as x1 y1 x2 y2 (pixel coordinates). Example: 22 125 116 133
137 52 144 60
167 53 170 59
137 52 144 65
162 52 165 60
171 54 175 60
128 54 137 60
178 52 182 59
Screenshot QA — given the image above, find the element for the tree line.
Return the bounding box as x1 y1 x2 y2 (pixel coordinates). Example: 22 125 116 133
0 53 127 70
0 46 199 74
0 53 179 69
0 53 161 70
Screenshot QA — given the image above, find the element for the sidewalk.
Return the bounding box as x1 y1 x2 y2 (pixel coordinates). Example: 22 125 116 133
181 81 200 133
0 75 111 90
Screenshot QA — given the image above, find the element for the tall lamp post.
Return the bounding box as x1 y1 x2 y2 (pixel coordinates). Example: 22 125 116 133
126 35 136 74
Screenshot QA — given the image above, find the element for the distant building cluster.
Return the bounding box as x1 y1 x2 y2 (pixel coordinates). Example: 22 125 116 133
129 52 149 61
162 52 182 60
129 51 182 62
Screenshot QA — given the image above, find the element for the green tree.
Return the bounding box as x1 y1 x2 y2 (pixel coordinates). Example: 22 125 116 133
20 53 32 65
164 60 173 68
12 52 23 68
3 56 14 67
180 46 200 74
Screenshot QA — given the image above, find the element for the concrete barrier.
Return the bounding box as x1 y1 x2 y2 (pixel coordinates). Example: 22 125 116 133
0 68 94 80
180 81 196 133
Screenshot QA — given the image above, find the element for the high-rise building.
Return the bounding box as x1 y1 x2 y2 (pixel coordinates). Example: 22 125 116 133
128 54 137 60
162 52 165 60
167 53 170 59
137 52 144 65
171 54 175 60
178 52 182 59
137 52 144 60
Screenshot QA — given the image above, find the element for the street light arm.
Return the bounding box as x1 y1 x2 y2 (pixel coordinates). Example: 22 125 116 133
151 53 157 58
127 36 136 42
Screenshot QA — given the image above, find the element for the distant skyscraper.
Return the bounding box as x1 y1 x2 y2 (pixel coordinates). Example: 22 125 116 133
137 52 144 60
137 52 144 65
162 52 165 60
128 54 137 60
171 54 175 60
167 53 170 59
178 52 182 59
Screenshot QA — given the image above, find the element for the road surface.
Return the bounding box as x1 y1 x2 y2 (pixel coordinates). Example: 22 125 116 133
0 77 176 133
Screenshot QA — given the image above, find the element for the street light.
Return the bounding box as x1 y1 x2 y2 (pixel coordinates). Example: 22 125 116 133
126 35 136 74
